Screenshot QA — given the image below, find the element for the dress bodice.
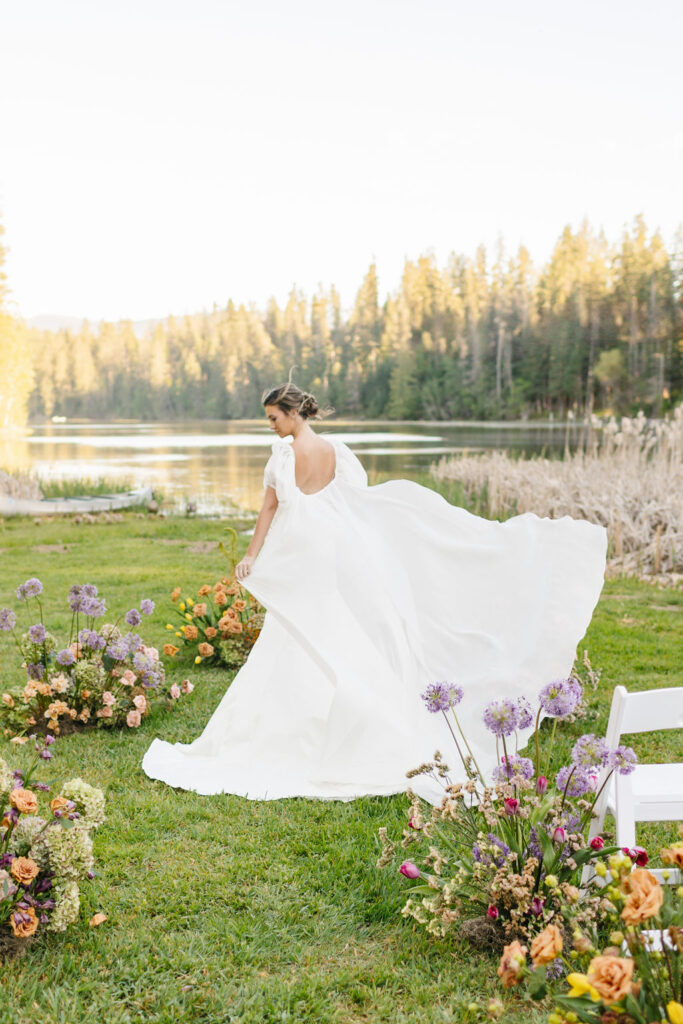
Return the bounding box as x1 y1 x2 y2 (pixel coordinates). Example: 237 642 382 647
263 437 367 503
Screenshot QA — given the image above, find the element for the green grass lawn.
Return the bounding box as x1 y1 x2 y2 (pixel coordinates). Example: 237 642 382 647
0 512 681 1024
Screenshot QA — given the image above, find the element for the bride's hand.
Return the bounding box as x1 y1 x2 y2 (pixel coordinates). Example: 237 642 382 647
235 555 255 581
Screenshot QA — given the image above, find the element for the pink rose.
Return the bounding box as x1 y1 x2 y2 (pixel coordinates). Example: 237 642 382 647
181 679 194 694
96 706 113 718
133 694 147 711
102 691 116 706
590 836 605 851
142 646 159 663
121 670 137 686
126 710 141 728
170 684 181 700
398 861 420 879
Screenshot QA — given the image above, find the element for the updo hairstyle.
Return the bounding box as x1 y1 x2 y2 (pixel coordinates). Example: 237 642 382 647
262 382 328 420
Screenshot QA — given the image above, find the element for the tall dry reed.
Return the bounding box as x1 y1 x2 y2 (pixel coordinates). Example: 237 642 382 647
432 406 683 583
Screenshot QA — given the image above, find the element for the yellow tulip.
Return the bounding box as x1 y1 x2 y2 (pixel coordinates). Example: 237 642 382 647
175 631 182 638
166 623 174 630
566 973 602 1002
194 656 202 664
668 1002 683 1024
178 602 186 612
185 613 193 621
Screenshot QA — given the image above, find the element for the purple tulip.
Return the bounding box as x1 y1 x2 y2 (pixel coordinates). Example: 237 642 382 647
399 861 420 879
530 896 545 916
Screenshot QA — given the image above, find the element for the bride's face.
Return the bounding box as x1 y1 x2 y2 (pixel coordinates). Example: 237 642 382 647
265 404 297 437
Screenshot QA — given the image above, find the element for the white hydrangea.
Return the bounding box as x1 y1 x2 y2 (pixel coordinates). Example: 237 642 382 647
9 815 48 857
48 880 80 932
59 778 106 829
44 823 94 880
0 757 12 797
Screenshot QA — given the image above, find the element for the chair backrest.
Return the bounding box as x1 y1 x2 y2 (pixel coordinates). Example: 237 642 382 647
605 685 683 745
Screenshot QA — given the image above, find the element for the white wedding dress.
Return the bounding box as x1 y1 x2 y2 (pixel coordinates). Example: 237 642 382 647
142 436 607 801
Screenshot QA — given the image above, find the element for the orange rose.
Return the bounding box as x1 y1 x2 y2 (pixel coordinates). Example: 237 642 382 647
10 788 38 815
497 939 527 988
621 868 663 925
226 620 243 634
198 643 214 657
9 905 38 938
661 844 683 869
587 955 634 1002
214 591 227 607
2 693 14 707
163 644 179 657
232 599 247 613
197 585 212 597
213 581 226 593
530 924 563 965
181 624 199 641
171 587 181 602
50 796 70 815
11 856 40 885
225 583 242 596
204 627 218 639
193 603 207 617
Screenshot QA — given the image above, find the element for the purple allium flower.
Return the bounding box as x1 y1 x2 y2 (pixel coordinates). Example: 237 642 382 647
68 585 84 611
539 677 582 718
78 629 105 650
125 608 142 627
80 596 106 618
515 697 535 730
27 662 45 680
492 754 534 783
17 577 43 600
446 683 464 707
125 633 143 653
140 599 154 616
546 959 565 981
609 745 638 775
56 648 76 667
556 765 598 798
28 623 47 644
106 641 128 662
0 607 17 631
82 584 98 598
483 699 520 737
571 733 609 768
398 861 420 879
421 683 451 713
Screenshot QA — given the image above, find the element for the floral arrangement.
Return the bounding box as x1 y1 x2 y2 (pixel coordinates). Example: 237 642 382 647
0 577 191 736
1 734 105 943
165 578 264 670
497 839 683 1024
377 675 639 949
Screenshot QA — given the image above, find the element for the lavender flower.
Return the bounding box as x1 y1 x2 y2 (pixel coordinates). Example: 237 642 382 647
546 959 565 981
482 699 520 737
28 623 47 644
609 745 638 775
571 733 609 769
556 764 598 798
472 833 511 868
492 754 534 782
56 648 76 667
539 678 583 718
125 608 142 627
0 608 17 631
421 683 451 713
140 599 155 616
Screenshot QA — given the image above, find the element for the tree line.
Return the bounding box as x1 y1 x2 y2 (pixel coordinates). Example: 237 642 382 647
3 214 683 428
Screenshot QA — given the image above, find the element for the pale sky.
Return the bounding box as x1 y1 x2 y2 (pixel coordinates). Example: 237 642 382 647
1 0 682 322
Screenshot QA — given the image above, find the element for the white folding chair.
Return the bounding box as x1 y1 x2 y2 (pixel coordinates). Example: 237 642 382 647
588 684 683 884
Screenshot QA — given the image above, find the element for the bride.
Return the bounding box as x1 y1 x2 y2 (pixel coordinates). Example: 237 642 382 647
142 382 607 801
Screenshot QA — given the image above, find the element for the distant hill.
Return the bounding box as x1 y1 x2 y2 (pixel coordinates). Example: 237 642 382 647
27 315 161 337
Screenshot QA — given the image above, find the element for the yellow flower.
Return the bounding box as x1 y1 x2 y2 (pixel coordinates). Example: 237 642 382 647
184 613 193 622
175 631 182 638
566 973 602 1001
178 602 186 612
668 1002 683 1024
194 656 202 664
165 623 174 631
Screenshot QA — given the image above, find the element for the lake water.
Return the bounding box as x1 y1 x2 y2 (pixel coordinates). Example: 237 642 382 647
2 419 580 513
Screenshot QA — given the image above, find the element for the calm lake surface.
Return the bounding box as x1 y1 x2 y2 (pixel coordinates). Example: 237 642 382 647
4 420 579 513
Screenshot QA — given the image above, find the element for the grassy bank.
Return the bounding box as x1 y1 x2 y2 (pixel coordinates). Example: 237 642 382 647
0 513 681 1024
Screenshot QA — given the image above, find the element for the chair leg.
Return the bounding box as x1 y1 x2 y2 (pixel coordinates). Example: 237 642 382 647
614 774 636 849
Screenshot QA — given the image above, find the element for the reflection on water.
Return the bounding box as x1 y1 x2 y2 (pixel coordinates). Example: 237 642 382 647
2 420 579 513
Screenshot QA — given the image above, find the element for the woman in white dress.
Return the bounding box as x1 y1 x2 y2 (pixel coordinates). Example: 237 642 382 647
142 383 607 801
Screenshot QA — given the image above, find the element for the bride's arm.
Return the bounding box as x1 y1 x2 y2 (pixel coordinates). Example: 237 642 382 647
235 486 279 580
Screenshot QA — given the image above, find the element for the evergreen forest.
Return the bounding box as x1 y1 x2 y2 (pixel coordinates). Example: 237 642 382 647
2 215 683 427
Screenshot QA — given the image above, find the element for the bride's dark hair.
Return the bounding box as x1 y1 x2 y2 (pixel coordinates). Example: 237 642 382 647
262 380 332 421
